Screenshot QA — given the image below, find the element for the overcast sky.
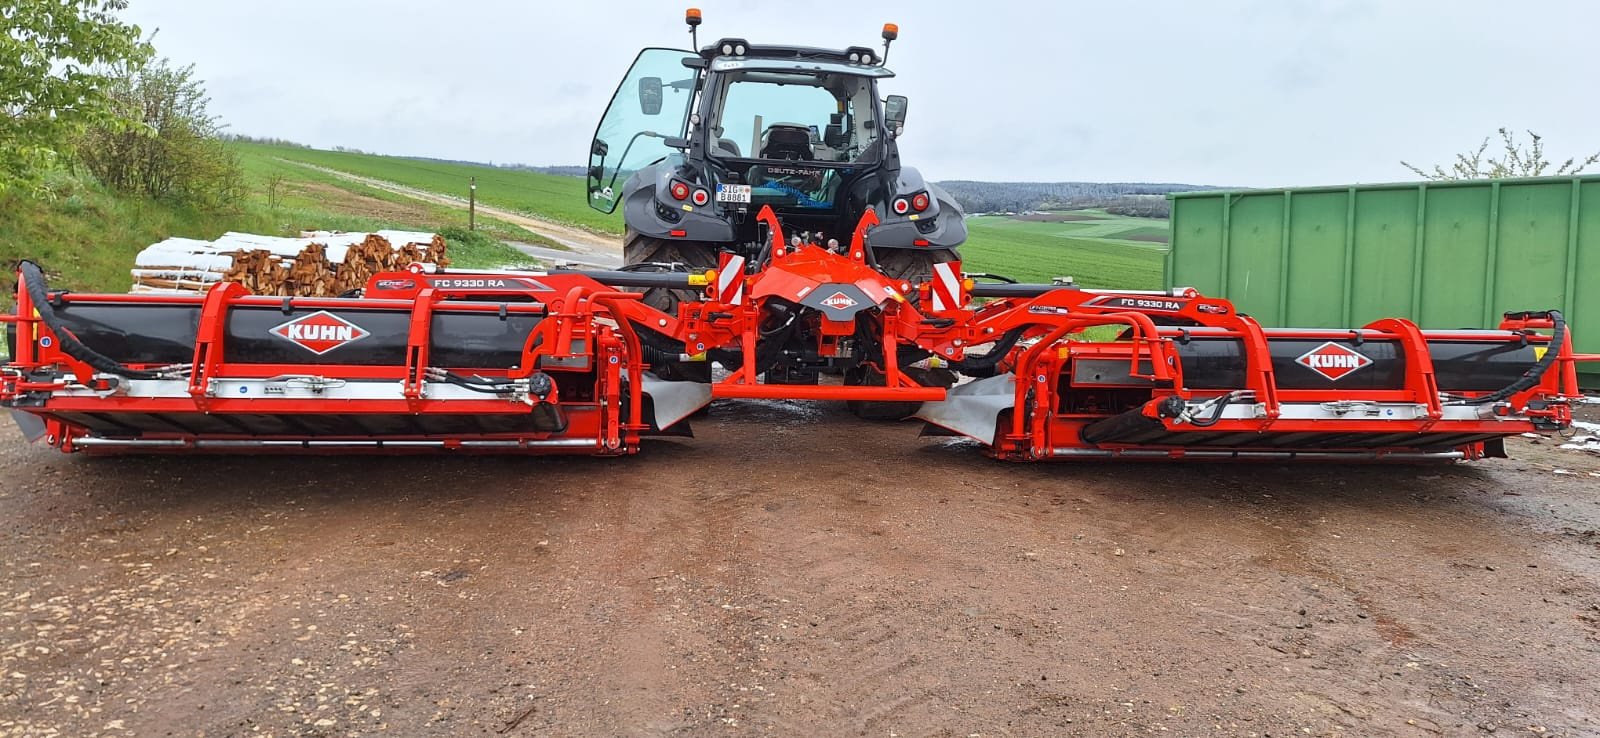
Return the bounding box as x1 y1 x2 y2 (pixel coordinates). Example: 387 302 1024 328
121 0 1598 187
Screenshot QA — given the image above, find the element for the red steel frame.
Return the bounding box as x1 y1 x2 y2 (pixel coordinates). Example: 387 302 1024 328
3 206 1592 459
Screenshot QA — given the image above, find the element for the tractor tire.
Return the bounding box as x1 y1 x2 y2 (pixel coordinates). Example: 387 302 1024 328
873 247 959 292
844 365 957 421
624 229 720 383
623 228 720 314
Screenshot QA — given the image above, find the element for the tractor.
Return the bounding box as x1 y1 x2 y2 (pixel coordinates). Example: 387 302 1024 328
586 10 965 313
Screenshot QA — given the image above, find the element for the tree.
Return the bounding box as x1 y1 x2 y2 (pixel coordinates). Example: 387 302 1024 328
77 56 244 210
0 0 149 191
1403 128 1600 181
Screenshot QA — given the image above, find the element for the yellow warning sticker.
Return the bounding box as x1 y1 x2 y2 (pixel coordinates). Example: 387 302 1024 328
1534 346 1548 361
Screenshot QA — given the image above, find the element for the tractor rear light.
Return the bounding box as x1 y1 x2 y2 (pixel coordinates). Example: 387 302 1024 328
911 192 930 211
670 181 690 200
892 198 910 215
691 188 710 206
670 229 688 238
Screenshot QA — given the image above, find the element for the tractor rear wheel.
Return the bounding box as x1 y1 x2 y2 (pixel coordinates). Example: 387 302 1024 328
844 365 957 421
624 229 720 383
874 247 959 296
623 228 720 314
846 248 960 418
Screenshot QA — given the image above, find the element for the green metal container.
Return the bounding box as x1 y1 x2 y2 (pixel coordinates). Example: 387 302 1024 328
1167 175 1600 378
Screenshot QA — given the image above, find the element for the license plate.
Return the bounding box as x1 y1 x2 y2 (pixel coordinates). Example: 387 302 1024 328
716 184 752 203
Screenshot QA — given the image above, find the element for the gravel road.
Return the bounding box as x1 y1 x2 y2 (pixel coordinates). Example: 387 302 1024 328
1 403 1597 737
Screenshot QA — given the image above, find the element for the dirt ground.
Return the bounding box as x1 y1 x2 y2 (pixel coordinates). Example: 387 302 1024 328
1 402 1598 737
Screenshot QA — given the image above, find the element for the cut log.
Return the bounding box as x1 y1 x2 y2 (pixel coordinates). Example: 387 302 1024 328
131 230 447 296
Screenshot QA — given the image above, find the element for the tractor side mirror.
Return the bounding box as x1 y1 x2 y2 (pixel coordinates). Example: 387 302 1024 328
638 77 664 115
884 95 909 132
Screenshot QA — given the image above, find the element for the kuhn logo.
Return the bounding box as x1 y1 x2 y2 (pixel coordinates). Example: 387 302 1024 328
1295 342 1373 381
270 311 371 355
820 291 857 310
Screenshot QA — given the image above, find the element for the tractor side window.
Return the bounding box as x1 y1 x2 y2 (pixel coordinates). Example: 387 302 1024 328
587 48 696 214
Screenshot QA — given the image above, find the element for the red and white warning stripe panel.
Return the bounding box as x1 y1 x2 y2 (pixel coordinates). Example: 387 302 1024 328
717 254 746 305
930 261 963 312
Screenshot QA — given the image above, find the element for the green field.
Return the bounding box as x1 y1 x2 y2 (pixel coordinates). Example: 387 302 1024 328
231 145 558 252
234 143 623 236
961 212 1169 289
229 143 1170 289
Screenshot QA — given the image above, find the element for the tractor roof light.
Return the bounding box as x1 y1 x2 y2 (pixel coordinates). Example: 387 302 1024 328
685 7 701 25
882 23 899 41
711 37 750 57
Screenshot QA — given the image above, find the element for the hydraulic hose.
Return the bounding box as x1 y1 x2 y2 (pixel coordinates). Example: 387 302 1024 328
949 328 1026 377
1186 392 1236 428
16 261 164 380
710 317 798 374
1450 310 1566 405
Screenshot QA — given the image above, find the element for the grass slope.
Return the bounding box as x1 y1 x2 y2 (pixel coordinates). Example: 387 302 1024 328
2 160 538 296
1 176 279 293
235 143 623 236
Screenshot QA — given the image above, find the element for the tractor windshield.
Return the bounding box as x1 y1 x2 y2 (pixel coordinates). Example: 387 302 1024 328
588 48 696 214
707 70 880 164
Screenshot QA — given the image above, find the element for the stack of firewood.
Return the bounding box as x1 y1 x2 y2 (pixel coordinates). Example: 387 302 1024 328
329 233 450 293
131 231 449 296
219 249 284 294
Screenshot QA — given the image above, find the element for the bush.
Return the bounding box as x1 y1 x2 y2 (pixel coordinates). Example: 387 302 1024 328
76 57 243 211
0 0 149 192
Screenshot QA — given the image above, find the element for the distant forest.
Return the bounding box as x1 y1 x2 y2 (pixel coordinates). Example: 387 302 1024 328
935 181 1218 218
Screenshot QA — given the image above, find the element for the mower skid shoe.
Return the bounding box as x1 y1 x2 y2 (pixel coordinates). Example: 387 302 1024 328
914 374 1015 446
640 371 713 431
8 410 47 443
